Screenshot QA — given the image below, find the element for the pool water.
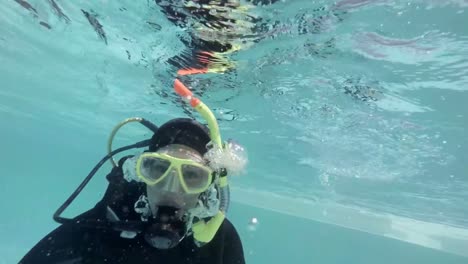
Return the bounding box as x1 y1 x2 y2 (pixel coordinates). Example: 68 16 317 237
1 0 467 263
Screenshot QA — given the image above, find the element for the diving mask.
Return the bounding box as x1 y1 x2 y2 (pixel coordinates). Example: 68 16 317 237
136 152 213 194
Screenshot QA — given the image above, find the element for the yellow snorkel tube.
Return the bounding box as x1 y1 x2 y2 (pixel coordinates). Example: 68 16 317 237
173 78 229 244
174 79 223 148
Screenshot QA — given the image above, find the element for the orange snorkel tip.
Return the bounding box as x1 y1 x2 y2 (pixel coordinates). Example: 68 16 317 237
174 79 192 97
174 79 201 107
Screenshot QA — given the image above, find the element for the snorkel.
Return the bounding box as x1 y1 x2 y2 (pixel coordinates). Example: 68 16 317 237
173 78 230 244
174 79 223 148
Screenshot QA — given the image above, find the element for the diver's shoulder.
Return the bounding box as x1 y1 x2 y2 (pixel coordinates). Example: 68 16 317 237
221 217 236 231
222 217 236 230
220 217 242 240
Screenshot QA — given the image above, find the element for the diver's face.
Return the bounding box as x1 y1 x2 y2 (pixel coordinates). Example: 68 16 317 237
146 144 204 215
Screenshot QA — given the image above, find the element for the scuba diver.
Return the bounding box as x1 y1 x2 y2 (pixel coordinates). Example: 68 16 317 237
19 79 248 264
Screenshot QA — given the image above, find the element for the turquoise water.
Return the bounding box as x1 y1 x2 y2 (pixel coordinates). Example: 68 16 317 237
1 0 468 263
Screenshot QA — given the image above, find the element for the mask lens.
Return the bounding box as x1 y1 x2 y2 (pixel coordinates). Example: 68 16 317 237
181 164 211 191
140 157 171 182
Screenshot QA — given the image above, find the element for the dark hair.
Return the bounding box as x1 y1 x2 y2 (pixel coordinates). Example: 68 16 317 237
149 118 211 155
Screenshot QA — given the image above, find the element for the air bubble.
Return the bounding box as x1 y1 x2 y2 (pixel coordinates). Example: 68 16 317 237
248 217 259 231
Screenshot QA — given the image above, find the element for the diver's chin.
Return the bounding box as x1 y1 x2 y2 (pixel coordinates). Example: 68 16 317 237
144 206 187 250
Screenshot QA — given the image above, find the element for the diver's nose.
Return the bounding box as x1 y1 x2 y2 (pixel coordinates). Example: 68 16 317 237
159 168 183 193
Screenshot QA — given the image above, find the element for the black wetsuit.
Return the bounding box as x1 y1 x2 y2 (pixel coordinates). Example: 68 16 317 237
19 159 245 264
19 216 244 264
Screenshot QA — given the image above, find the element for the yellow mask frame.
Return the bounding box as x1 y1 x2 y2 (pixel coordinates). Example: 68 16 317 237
136 152 213 194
